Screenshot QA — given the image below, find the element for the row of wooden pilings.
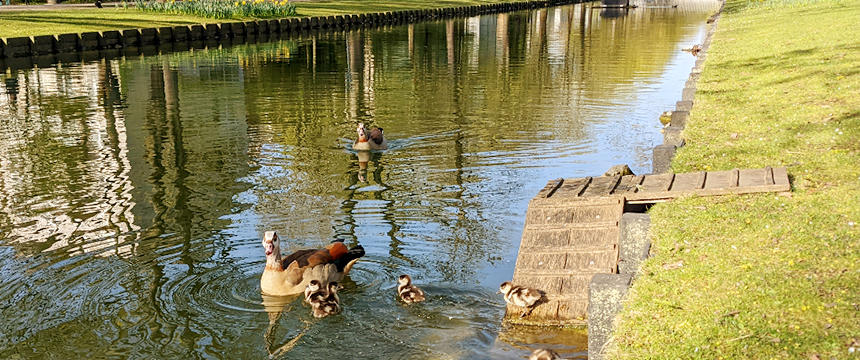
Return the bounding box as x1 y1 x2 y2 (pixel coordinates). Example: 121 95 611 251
0 0 578 67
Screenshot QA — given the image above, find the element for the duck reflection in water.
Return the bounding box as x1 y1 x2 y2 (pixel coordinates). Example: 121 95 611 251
356 150 371 182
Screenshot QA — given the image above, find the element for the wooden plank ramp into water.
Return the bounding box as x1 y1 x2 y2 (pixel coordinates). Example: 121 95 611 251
506 167 790 325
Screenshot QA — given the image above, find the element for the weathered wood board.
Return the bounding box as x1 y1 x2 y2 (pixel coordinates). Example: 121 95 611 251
506 167 791 325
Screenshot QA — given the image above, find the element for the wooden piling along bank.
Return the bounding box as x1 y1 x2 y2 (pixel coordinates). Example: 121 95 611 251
0 0 579 70
506 167 790 325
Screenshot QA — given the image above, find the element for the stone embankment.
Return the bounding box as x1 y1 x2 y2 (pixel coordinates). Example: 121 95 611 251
586 2 725 359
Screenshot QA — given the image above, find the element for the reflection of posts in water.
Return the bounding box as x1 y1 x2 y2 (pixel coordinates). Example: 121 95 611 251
356 150 370 182
446 19 455 67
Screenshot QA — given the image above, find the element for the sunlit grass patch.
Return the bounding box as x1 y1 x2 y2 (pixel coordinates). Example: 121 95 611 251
132 0 296 19
608 0 860 358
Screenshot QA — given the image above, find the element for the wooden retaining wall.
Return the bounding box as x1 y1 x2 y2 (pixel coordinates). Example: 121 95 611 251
0 0 579 70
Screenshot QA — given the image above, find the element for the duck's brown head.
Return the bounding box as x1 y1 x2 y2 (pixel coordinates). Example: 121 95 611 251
499 281 513 294
262 231 280 257
356 123 368 142
398 274 412 286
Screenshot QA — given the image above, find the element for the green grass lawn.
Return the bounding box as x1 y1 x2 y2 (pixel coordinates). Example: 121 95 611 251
608 0 860 358
0 0 520 38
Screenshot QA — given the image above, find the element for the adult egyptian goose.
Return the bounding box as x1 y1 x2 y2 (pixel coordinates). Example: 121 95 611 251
397 274 426 304
353 123 388 151
499 281 544 317
260 231 365 296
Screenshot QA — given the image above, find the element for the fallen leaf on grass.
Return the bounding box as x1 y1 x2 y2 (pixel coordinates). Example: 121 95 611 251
809 354 821 360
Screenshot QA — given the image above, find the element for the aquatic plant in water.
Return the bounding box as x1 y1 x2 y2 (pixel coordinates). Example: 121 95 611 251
132 0 296 19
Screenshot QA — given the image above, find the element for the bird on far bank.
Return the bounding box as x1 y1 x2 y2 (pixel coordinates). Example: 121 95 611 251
499 281 544 317
529 348 561 360
260 231 364 296
353 123 388 151
397 274 426 304
682 44 702 57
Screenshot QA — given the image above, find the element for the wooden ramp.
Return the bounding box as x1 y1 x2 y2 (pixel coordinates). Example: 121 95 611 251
506 167 790 325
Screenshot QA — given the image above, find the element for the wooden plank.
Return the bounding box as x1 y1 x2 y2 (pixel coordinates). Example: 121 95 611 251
640 173 675 192
703 169 733 189
537 178 564 198
773 167 789 186
553 177 591 197
738 168 766 187
520 227 619 250
612 175 643 194
581 175 621 197
669 172 701 191
526 205 624 225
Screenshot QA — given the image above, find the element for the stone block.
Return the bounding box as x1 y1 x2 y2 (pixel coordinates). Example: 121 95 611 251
79 32 102 50
308 17 319 28
268 19 280 33
299 17 309 29
0 39 5 58
682 87 696 102
32 35 57 55
662 126 685 148
173 26 190 41
57 51 80 64
652 144 676 174
675 100 693 112
587 273 632 360
56 33 80 52
4 37 32 58
279 19 290 32
229 22 245 36
121 29 141 47
618 213 651 275
139 28 158 45
670 110 689 128
326 15 337 27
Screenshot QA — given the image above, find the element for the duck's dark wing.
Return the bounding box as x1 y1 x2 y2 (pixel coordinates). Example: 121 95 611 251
281 249 317 269
369 128 384 145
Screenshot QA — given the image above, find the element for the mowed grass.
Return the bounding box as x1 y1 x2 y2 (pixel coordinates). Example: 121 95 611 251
0 0 520 38
608 0 860 358
0 9 216 38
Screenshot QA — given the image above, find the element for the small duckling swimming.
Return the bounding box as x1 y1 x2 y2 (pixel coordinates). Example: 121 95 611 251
304 280 326 306
312 282 342 318
529 348 561 360
397 274 426 304
499 281 543 317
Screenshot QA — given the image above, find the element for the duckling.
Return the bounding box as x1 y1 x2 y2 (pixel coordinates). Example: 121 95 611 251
499 281 544 317
304 280 327 306
353 123 388 151
260 231 365 296
397 274 426 304
529 349 561 360
682 44 702 57
312 282 342 318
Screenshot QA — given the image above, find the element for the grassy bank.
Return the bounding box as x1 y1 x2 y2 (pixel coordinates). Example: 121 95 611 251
608 0 859 358
0 0 520 38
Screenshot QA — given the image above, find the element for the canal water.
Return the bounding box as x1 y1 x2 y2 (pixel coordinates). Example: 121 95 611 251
0 2 717 358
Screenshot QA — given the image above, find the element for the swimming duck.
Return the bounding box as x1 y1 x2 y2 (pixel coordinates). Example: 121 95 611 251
260 231 365 296
682 44 702 57
397 274 426 304
529 349 560 360
312 282 343 318
499 281 544 317
353 123 388 151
